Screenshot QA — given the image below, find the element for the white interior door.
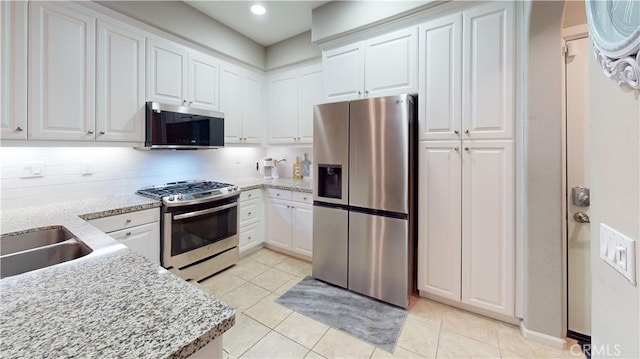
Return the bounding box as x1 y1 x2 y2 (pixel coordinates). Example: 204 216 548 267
566 37 591 338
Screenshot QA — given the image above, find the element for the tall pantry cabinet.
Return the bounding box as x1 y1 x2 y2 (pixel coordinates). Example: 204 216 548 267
417 2 515 318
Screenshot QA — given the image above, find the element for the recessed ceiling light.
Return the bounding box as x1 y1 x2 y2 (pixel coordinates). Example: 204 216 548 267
251 4 266 16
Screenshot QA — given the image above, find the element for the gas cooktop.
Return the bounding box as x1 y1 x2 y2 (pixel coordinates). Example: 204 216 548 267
136 180 240 206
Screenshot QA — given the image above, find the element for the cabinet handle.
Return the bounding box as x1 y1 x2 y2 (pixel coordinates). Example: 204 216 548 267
276 193 280 196
87 130 94 134
248 236 252 240
454 147 459 152
365 90 369 96
454 130 459 135
125 232 132 237
303 197 308 200
99 131 105 135
15 126 23 132
464 147 470 151
248 194 252 198
248 212 252 216
293 137 296 141
358 91 362 95
464 129 470 135
125 219 132 224
189 101 193 104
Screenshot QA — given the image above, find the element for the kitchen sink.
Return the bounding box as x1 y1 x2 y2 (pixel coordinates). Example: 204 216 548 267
0 227 93 279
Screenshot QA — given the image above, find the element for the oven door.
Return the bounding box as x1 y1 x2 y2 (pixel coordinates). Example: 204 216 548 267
163 196 239 269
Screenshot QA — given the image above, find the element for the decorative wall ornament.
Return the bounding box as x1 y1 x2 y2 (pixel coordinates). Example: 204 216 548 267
586 0 640 90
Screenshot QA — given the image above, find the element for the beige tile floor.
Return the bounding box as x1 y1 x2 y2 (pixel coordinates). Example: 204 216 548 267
195 248 585 359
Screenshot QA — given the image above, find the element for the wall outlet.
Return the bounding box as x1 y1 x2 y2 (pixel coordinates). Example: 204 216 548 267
21 162 45 178
80 160 93 175
600 223 637 285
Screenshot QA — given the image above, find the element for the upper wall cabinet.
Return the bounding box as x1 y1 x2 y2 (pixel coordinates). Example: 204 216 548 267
268 62 322 144
96 19 145 142
419 2 514 141
28 1 96 140
220 62 264 144
323 27 417 102
1 1 27 140
146 38 219 111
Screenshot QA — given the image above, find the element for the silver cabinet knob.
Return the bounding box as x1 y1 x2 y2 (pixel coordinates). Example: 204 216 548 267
125 219 132 224
454 130 459 135
358 91 362 95
15 126 23 132
248 194 252 198
99 131 105 135
464 147 470 151
454 146 459 152
573 212 590 223
365 90 369 96
87 130 94 134
125 232 132 237
464 129 470 134
248 212 252 216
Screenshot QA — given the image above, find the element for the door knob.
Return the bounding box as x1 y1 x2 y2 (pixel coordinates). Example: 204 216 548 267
573 212 590 223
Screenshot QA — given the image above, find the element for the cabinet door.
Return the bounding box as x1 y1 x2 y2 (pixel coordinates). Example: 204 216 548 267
291 202 313 257
268 70 298 143
96 19 145 142
461 140 514 316
297 63 322 144
146 38 187 105
242 71 263 143
239 198 262 227
109 222 160 265
418 15 462 141
0 1 27 140
28 2 96 140
462 2 514 139
220 64 243 143
364 27 417 98
189 50 219 111
322 43 364 102
417 141 462 301
267 199 292 250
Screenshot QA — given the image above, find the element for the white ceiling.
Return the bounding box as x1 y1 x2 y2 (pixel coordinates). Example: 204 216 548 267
183 1 330 47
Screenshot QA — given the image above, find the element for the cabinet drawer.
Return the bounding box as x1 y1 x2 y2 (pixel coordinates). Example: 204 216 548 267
108 222 160 264
89 208 160 233
267 188 292 200
292 191 313 204
240 189 263 201
239 199 262 227
239 222 264 251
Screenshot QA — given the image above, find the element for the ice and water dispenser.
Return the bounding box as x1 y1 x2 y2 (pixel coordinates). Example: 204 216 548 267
317 165 342 199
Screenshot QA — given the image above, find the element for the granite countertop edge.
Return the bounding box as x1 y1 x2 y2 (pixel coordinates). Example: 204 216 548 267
236 178 312 193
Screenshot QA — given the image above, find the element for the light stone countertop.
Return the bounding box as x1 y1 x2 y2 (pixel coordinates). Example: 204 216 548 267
235 177 313 193
0 195 235 359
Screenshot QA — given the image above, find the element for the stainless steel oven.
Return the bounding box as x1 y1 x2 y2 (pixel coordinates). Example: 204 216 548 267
137 181 241 281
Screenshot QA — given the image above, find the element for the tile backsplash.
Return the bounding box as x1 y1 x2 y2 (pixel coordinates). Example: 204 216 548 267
0 146 266 210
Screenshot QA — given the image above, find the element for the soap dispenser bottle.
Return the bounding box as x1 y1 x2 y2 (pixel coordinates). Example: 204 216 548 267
293 156 302 179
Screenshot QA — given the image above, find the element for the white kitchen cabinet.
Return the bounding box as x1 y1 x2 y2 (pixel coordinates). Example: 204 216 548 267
418 140 514 317
239 189 264 253
88 208 160 264
96 19 145 142
28 1 96 140
221 63 264 144
418 14 462 141
146 37 220 111
0 1 27 140
266 189 313 259
323 27 417 102
419 3 513 141
268 62 322 144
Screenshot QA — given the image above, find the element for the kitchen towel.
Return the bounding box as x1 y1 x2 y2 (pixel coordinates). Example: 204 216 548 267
276 276 407 353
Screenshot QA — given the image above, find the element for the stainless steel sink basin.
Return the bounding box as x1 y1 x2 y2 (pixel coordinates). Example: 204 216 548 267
1 226 93 279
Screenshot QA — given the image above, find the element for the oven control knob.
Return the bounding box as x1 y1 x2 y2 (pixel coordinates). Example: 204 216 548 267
176 193 183 200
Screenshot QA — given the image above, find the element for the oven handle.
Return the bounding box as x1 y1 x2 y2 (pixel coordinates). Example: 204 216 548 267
173 202 238 220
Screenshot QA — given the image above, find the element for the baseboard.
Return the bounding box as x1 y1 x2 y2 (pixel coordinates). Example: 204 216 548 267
418 291 519 325
519 322 566 349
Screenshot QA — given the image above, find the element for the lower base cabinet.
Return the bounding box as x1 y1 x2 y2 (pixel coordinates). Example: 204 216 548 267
239 189 264 253
266 189 313 259
88 208 160 264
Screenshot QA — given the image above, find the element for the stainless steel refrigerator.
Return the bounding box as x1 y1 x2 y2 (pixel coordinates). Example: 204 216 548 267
312 94 417 308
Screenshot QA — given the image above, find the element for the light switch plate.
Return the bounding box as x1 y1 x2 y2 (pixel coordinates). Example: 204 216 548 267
600 223 636 285
21 162 45 178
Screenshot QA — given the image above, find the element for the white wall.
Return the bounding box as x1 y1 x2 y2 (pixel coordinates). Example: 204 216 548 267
589 55 639 357
311 0 434 43
266 31 321 71
0 146 265 210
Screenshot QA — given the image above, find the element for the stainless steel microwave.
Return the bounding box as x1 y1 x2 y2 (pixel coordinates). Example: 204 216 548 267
142 101 224 150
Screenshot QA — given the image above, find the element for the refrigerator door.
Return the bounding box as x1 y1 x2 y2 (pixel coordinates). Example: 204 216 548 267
348 211 409 308
313 101 349 206
312 204 348 288
349 94 413 214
